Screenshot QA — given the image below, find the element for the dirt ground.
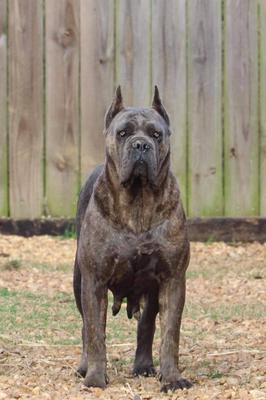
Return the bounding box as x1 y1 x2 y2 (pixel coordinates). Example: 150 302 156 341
0 235 265 400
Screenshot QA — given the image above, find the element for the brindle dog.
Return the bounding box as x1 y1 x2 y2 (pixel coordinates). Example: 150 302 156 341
73 86 192 392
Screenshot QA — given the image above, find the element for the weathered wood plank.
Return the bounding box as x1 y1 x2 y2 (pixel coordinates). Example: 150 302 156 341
46 0 80 217
116 0 151 106
187 0 223 217
224 0 259 216
80 0 114 180
0 217 75 237
152 0 187 211
9 0 43 218
1 217 266 243
0 0 8 216
260 0 266 215
187 217 266 243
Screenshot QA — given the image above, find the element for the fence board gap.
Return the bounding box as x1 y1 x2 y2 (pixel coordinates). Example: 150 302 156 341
8 0 43 218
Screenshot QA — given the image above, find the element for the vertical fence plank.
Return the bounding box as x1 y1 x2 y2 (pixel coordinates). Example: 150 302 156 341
224 0 259 216
260 0 266 215
9 0 43 218
46 0 80 217
80 0 114 180
116 0 151 106
187 0 222 217
152 0 187 210
0 0 8 216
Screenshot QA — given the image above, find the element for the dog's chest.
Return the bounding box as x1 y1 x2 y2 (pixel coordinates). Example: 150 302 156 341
119 193 157 234
108 242 170 299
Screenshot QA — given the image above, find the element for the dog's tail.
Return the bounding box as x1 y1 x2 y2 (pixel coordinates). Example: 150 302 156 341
73 254 83 317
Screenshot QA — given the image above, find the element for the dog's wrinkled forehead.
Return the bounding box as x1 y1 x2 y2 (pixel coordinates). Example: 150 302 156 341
111 108 169 134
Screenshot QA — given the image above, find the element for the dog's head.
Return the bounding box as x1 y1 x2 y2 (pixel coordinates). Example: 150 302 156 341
104 86 171 189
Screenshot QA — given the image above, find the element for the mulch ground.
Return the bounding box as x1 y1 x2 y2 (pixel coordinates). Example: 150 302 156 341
0 235 265 400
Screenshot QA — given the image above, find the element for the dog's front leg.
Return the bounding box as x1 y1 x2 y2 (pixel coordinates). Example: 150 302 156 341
133 290 159 377
159 275 192 392
81 272 108 388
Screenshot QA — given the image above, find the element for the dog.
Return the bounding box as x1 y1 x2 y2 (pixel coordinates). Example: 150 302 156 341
73 86 192 392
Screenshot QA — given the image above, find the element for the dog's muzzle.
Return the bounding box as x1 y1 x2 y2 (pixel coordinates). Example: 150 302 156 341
120 136 157 187
132 138 151 154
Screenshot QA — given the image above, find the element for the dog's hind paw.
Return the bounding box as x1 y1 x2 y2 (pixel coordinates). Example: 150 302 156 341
160 378 193 392
133 365 156 377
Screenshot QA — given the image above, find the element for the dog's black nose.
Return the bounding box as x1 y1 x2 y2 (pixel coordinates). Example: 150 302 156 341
132 139 151 152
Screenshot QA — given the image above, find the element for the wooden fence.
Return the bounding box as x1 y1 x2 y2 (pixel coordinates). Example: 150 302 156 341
0 0 265 218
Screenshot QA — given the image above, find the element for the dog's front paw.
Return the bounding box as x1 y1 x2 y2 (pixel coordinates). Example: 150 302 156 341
160 378 193 392
133 364 156 377
84 368 109 389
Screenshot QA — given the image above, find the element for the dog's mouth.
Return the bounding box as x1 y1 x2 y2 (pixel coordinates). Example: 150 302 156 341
132 159 148 177
120 158 157 189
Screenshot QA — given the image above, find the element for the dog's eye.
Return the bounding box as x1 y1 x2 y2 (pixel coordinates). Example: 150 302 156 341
118 130 126 137
153 131 160 139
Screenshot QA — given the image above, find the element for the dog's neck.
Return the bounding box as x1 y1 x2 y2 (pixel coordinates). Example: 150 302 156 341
94 161 179 234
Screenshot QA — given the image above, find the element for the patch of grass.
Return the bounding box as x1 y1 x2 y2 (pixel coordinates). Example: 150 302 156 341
208 370 224 379
30 262 72 273
0 289 80 344
1 259 22 271
187 263 232 280
0 287 10 297
1 283 264 349
0 289 138 346
184 302 266 321
187 262 265 281
196 360 225 379
186 269 210 279
107 303 139 343
205 235 216 244
58 225 76 240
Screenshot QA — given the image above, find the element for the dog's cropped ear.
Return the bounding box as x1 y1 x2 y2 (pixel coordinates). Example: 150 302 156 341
152 86 170 126
104 86 124 130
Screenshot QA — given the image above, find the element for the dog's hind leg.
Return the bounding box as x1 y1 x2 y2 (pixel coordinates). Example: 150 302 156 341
74 255 89 378
133 289 159 377
80 272 109 388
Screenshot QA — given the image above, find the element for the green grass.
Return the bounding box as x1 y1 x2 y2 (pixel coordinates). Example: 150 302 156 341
30 262 72 273
186 264 231 280
0 289 138 346
184 301 266 321
0 286 265 348
1 259 22 271
58 225 77 240
208 370 224 379
0 289 80 345
0 260 73 274
186 268 211 279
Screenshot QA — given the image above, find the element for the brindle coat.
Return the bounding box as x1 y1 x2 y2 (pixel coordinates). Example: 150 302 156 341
73 87 192 392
